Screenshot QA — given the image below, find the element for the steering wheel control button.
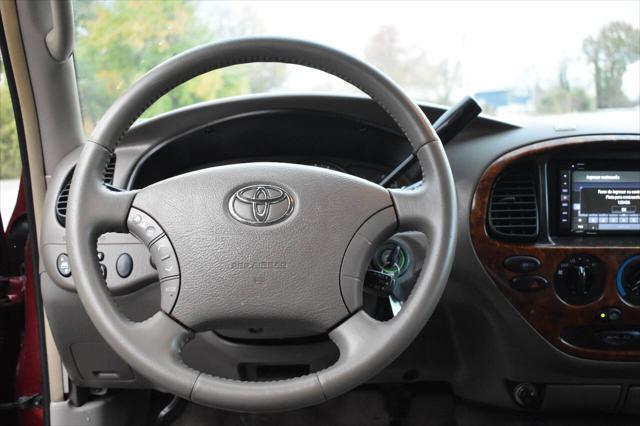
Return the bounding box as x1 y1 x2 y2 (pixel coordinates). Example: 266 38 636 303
116 253 134 278
99 264 107 279
127 208 165 246
150 236 180 280
56 253 72 277
504 256 540 273
157 245 171 261
509 275 549 292
160 277 180 313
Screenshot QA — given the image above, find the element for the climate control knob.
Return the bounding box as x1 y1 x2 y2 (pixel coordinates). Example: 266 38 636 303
618 255 640 306
554 254 604 305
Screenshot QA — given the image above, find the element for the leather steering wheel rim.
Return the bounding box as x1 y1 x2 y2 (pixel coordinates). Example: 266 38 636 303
67 37 457 412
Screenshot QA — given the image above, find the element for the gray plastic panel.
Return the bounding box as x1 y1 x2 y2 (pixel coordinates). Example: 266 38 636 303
71 342 134 381
41 272 158 388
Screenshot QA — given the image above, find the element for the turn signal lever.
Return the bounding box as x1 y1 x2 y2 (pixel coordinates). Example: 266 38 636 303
379 96 482 187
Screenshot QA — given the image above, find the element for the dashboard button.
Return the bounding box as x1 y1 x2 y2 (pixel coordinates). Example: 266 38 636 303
116 253 134 278
510 275 548 292
99 264 107 279
504 256 541 273
56 253 71 277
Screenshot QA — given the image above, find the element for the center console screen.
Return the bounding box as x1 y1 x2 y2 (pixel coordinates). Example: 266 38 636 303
561 169 640 234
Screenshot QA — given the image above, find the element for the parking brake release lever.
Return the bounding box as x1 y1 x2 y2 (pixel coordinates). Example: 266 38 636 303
379 96 482 187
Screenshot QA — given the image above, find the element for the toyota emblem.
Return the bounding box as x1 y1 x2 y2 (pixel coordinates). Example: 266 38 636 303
229 185 294 226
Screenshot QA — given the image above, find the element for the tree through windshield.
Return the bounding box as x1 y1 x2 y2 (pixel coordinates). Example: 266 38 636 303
71 1 640 132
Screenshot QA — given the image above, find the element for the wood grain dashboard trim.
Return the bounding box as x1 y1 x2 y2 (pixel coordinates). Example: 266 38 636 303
470 134 640 361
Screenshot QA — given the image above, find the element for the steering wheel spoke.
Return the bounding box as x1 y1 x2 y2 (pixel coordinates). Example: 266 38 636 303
70 142 137 236
319 310 399 399
390 141 454 234
92 187 138 233
122 312 198 399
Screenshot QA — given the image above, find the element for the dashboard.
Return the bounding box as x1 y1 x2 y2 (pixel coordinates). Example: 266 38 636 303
39 94 640 413
471 136 640 362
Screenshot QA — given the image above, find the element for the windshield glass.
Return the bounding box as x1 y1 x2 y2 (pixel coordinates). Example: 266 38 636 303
73 0 640 132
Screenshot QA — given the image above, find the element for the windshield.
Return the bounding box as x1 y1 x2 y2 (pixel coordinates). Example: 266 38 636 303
73 1 640 132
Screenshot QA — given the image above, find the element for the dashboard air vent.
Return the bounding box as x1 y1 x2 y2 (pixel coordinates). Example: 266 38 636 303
103 154 116 185
487 165 539 241
56 154 116 226
55 179 71 226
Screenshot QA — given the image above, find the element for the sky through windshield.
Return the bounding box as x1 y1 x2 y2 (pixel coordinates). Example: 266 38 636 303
72 0 640 131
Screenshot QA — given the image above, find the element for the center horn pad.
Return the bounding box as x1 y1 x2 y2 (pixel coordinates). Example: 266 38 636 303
131 162 393 338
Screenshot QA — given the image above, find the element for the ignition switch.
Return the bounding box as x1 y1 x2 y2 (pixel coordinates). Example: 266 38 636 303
364 239 411 298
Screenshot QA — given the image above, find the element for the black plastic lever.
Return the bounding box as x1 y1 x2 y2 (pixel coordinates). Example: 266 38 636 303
379 96 482 187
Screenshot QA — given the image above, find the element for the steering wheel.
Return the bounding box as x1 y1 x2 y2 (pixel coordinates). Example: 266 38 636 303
67 37 456 412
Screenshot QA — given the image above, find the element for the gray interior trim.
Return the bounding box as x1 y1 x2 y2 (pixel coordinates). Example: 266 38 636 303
44 0 74 62
16 0 85 173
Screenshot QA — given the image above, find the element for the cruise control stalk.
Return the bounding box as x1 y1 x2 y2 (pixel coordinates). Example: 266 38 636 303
379 96 482 187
